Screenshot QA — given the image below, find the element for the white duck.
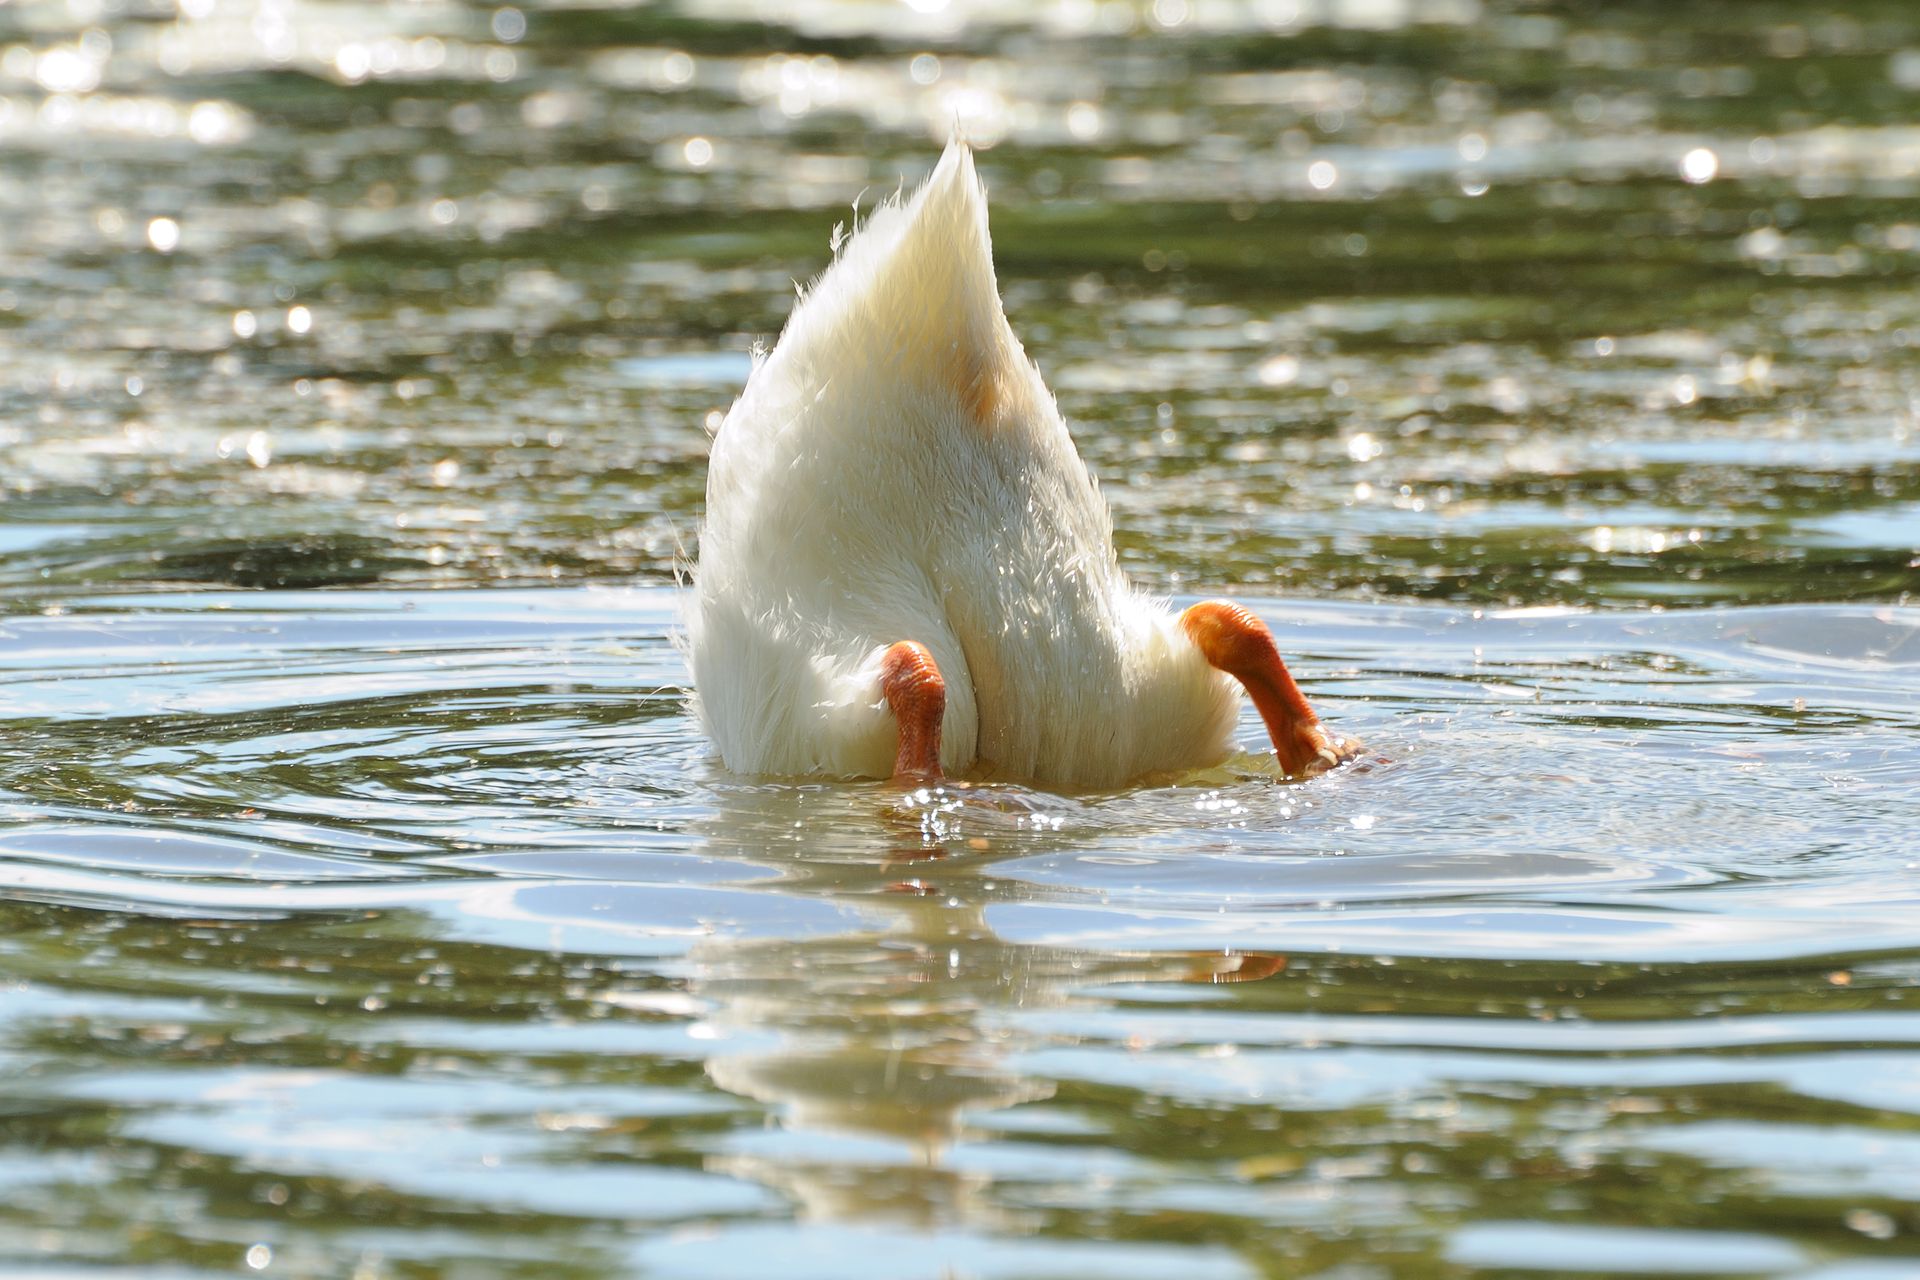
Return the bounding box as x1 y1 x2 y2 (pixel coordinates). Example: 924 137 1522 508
689 141 1355 790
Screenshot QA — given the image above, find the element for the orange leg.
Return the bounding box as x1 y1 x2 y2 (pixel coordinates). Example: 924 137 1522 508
1181 600 1355 778
879 641 946 781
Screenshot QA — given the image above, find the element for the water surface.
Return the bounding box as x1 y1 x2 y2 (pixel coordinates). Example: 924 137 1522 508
3 0 1920 1275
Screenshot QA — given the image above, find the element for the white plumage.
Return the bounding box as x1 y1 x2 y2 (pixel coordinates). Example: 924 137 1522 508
689 142 1345 789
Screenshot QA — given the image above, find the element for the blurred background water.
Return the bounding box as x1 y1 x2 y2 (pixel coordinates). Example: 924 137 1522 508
2 0 1919 1276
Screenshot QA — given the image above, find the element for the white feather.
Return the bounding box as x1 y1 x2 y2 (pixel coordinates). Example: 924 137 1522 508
688 141 1240 788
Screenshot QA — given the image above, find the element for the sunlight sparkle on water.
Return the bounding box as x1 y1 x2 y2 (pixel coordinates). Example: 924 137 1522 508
1681 146 1720 183
5 1 1920 1275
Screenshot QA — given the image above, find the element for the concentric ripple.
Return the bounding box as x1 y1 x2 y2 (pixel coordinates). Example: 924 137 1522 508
3 589 1918 1276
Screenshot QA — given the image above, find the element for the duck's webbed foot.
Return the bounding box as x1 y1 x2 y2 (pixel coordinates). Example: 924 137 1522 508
1180 599 1359 778
879 641 946 782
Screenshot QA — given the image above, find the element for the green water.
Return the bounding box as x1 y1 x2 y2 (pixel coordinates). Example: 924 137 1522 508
2 0 1919 1276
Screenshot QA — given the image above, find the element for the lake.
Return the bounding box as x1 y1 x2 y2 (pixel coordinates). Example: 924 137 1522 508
2 0 1919 1276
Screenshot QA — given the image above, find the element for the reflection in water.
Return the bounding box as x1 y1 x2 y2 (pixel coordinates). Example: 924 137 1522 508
690 784 1285 1227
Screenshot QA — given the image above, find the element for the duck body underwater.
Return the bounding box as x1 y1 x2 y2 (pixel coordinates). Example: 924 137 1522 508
688 142 1355 789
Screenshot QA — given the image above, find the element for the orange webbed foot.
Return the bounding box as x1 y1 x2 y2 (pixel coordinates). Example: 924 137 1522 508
1181 599 1358 778
879 641 946 782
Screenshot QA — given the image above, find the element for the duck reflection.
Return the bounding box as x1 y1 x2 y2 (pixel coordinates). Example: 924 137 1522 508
680 779 1282 1227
